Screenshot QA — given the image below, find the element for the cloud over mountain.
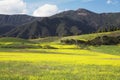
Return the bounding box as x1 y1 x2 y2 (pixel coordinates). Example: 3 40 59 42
0 0 27 14
33 4 59 17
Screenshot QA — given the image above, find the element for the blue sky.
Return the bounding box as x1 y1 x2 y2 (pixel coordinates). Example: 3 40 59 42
24 0 120 13
0 0 120 17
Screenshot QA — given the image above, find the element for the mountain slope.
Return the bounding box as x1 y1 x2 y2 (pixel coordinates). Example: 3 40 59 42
0 14 42 26
1 9 120 39
4 21 50 39
0 14 42 35
4 17 97 39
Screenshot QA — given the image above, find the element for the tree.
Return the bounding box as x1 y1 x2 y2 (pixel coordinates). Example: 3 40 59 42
41 27 49 37
70 26 82 48
56 23 67 37
70 26 82 35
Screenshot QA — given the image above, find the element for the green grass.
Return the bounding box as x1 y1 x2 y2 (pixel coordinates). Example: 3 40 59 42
89 45 120 55
0 37 31 43
62 30 120 41
30 37 60 43
0 62 120 80
0 37 41 49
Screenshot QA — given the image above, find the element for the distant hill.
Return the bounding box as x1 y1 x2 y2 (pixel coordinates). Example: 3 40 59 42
29 30 120 43
61 30 120 45
0 8 120 39
62 30 120 41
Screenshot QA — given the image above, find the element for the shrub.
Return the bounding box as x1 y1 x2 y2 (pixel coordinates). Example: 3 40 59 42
87 36 120 45
43 45 57 49
61 39 86 45
61 35 120 46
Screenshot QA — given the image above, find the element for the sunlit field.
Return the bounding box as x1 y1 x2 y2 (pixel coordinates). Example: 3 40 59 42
0 31 120 80
0 48 120 80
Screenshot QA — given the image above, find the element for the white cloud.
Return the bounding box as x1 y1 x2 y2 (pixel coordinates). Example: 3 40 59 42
0 0 27 14
106 0 119 5
33 4 59 17
107 0 112 4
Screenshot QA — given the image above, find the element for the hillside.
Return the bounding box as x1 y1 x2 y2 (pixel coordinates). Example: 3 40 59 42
0 14 43 26
0 37 40 49
1 30 119 43
1 31 120 55
0 9 120 39
28 30 120 45
0 31 120 58
62 30 120 41
0 14 42 35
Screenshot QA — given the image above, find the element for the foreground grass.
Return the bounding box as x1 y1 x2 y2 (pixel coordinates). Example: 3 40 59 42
0 49 120 80
0 62 120 80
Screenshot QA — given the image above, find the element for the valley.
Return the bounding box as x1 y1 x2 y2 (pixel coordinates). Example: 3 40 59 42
0 0 120 79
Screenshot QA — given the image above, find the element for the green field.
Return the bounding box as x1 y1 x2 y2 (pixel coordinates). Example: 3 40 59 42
0 31 120 80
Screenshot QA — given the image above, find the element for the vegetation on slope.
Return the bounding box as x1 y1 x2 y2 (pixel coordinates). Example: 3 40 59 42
61 35 120 45
0 37 41 49
62 30 120 41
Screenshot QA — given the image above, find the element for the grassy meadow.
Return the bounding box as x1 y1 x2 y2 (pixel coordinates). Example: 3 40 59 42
0 31 120 80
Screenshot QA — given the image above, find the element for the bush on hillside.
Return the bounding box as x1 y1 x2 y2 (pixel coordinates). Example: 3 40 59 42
43 45 58 49
0 44 42 49
61 36 120 45
88 36 120 45
61 39 86 45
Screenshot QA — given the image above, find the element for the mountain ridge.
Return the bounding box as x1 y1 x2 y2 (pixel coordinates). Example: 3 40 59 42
0 9 120 39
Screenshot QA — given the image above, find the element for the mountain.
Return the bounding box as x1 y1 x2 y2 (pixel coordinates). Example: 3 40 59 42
4 21 50 39
1 9 120 39
0 14 43 25
0 14 42 35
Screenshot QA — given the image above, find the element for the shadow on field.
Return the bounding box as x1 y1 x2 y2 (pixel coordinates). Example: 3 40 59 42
0 48 96 56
